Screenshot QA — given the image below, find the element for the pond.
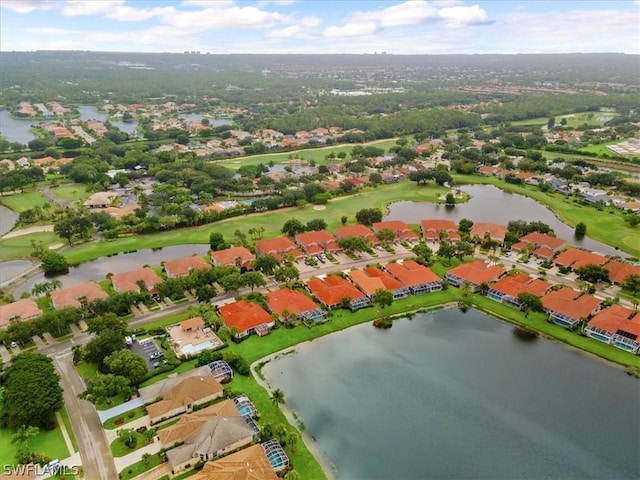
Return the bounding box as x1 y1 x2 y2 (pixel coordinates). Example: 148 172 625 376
385 184 620 256
0 260 34 285
177 113 231 128
0 110 38 145
262 308 640 480
77 105 139 135
12 244 210 297
0 204 19 236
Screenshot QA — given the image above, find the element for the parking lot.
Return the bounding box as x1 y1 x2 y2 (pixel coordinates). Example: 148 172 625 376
128 337 166 370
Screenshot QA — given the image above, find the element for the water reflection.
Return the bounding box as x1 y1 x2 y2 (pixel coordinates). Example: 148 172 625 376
0 260 34 285
0 204 18 236
0 110 37 144
385 184 620 255
77 106 139 135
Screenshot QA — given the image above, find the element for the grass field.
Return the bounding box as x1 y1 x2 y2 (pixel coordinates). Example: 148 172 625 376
103 407 147 430
0 232 61 261
510 111 616 129
0 421 70 467
110 432 148 457
63 181 449 265
119 453 162 480
577 141 621 156
0 190 49 212
49 184 90 203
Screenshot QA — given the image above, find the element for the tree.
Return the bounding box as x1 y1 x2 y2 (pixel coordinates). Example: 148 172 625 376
624 214 640 227
375 228 395 245
355 208 382 225
274 265 300 286
281 218 306 237
409 170 432 185
11 425 40 446
86 313 128 336
373 289 394 309
621 274 640 295
458 218 474 234
3 353 63 428
253 255 279 275
142 452 152 465
306 218 327 231
337 236 370 254
83 330 126 366
517 292 544 312
40 251 69 275
104 349 149 384
219 272 243 292
369 172 382 185
575 222 587 237
412 242 434 265
340 215 348 225
117 428 138 449
575 264 609 284
547 117 555 129
241 271 266 292
437 241 457 259
433 170 453 186
209 232 229 251
271 388 285 407
445 193 456 206
79 373 130 405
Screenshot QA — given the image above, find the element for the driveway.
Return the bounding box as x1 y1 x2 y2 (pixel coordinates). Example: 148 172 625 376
97 397 144 424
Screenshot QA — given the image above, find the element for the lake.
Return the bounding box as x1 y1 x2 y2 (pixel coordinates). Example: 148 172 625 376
77 105 139 135
262 308 640 480
178 113 231 127
0 260 34 285
0 110 38 145
385 184 620 256
12 244 209 296
0 204 18 236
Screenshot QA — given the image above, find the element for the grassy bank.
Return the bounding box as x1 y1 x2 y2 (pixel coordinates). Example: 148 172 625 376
0 232 60 261
0 190 49 212
49 184 90 203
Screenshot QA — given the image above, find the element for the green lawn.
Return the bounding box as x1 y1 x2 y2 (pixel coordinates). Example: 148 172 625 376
0 232 61 261
0 190 50 212
63 181 448 265
0 421 70 467
110 432 149 457
577 141 620 156
59 407 78 452
455 174 640 258
103 407 148 430
49 184 90 203
119 453 163 480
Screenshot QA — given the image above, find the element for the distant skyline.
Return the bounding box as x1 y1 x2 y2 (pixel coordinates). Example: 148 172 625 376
1 1 639 55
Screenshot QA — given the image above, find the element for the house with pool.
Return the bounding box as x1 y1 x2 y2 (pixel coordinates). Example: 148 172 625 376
485 274 551 308
445 260 505 291
218 300 274 339
384 260 443 294
511 232 566 260
266 288 326 325
189 442 288 480
167 317 224 357
584 305 640 354
348 266 411 299
541 287 601 329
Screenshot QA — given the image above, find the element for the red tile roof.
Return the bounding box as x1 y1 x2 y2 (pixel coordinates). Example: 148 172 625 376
553 248 608 269
447 260 505 286
372 220 419 240
588 305 640 338
50 281 109 309
294 230 340 252
266 288 321 316
306 275 366 307
164 256 210 278
111 267 163 293
334 224 376 240
181 317 205 331
542 287 601 319
489 274 551 298
519 232 566 251
218 300 272 334
471 222 506 242
255 237 303 259
349 267 405 295
604 260 640 284
210 246 255 267
385 260 441 287
0 299 42 327
421 220 461 241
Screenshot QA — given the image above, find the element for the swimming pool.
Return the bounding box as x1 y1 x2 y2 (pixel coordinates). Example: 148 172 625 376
181 340 214 355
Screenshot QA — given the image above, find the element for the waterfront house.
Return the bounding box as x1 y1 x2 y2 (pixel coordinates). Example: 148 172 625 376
0 299 42 328
110 267 162 294
50 281 109 310
553 248 608 270
218 300 274 339
541 287 601 329
164 256 210 278
255 237 304 261
470 223 506 244
511 232 567 259
306 275 370 310
385 260 443 293
420 219 461 243
485 274 551 308
445 260 505 290
189 444 279 480
266 288 326 324
294 230 340 256
210 246 255 268
585 305 640 354
603 260 640 285
372 220 419 242
334 224 378 244
138 366 223 424
348 267 411 299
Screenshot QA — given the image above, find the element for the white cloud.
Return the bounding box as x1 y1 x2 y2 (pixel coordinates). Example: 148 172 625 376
324 22 378 38
1 0 58 13
61 1 125 16
266 16 320 38
180 0 234 7
350 1 439 27
438 5 489 25
164 5 286 29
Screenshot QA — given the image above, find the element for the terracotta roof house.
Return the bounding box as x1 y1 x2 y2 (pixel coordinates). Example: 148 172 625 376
0 299 42 328
604 260 640 285
165 415 255 475
50 282 109 310
348 267 411 299
553 248 608 270
385 260 443 294
541 287 601 329
420 220 461 242
513 232 567 259
110 267 162 294
585 305 640 354
334 225 378 244
372 220 419 242
218 300 274 339
306 275 370 310
445 260 505 290
485 274 551 308
254 237 304 261
266 288 325 324
189 444 279 480
181 317 206 332
83 191 118 209
470 223 506 244
138 366 223 424
164 256 210 278
294 230 340 256
210 246 255 268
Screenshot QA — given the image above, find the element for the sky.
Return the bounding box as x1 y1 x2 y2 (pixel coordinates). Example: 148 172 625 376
1 0 639 55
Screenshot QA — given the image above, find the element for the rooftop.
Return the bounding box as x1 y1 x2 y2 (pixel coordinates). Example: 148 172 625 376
0 299 42 327
470 222 506 242
110 267 163 293
349 267 405 295
385 260 442 287
189 444 278 480
210 246 255 267
164 256 210 278
334 224 376 239
519 232 566 250
266 288 321 316
588 305 640 338
218 300 273 334
542 287 601 319
489 274 551 298
50 281 109 309
554 248 608 269
306 275 367 306
604 260 640 284
447 260 506 286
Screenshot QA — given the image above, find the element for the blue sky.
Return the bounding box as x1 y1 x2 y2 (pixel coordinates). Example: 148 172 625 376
1 1 638 54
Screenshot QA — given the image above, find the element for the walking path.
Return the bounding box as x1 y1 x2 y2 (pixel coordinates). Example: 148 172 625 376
104 415 151 442
98 397 144 424
1 224 54 238
55 411 76 455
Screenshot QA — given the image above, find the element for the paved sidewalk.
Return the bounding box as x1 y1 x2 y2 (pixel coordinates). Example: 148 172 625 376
55 411 76 455
105 415 151 442
113 442 161 472
98 397 144 423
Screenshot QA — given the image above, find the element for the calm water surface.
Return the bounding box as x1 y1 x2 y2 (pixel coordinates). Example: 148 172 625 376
0 110 37 144
77 105 139 135
385 184 620 256
263 309 640 480
0 260 34 285
0 204 19 236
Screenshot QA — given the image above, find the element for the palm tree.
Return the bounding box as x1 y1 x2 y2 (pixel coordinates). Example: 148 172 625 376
460 281 473 298
12 425 40 446
142 453 151 465
271 388 285 407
